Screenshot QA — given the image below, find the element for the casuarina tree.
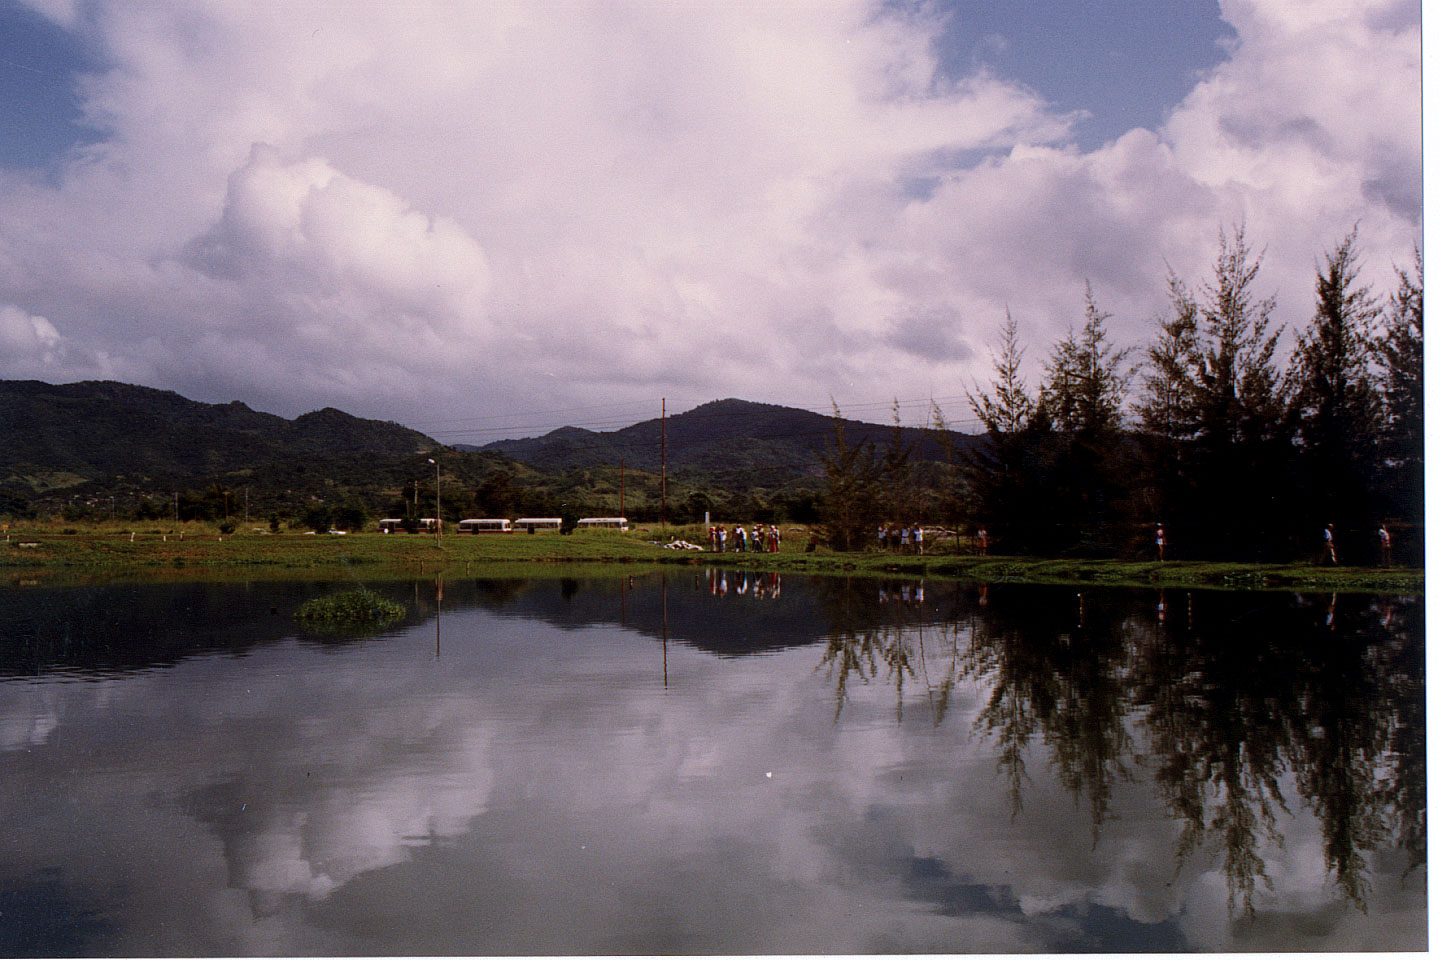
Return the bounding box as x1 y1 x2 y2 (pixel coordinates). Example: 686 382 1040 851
1165 225 1294 558
1288 229 1383 536
817 403 882 551
1375 247 1423 528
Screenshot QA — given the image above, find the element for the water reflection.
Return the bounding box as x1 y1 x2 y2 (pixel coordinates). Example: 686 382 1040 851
0 571 1423 953
812 580 1425 920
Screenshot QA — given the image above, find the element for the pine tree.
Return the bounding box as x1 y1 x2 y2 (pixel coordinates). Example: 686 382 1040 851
817 403 882 551
1194 225 1286 450
970 310 1034 434
880 398 915 523
1135 270 1201 547
1037 284 1134 554
1137 270 1199 442
1375 246 1423 525
1288 229 1382 530
1152 224 1294 559
966 311 1049 553
927 400 968 550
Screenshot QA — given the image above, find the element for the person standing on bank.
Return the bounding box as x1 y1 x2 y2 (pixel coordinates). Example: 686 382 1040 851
1155 523 1166 562
1324 524 1337 565
1378 524 1392 567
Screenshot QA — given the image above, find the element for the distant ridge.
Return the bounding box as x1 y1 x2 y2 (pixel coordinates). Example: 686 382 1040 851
1 379 438 489
1 381 982 514
473 397 976 475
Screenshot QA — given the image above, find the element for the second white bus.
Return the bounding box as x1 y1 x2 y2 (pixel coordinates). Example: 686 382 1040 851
457 518 513 534
513 517 563 533
576 517 628 531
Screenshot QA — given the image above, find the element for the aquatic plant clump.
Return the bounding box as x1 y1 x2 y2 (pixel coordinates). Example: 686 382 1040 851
294 588 406 625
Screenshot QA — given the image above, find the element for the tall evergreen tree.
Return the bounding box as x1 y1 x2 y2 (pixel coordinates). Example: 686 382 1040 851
970 309 1035 434
817 403 882 551
1137 270 1200 442
927 400 968 550
1135 271 1201 545
1375 247 1423 528
1190 226 1293 557
1045 283 1131 439
966 311 1058 553
1194 225 1287 451
1288 229 1382 534
880 398 915 522
1037 284 1135 554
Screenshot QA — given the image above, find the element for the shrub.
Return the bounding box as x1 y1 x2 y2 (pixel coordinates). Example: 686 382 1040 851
294 588 405 626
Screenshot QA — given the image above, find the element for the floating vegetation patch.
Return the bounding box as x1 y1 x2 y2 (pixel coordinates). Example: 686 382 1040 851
294 588 406 627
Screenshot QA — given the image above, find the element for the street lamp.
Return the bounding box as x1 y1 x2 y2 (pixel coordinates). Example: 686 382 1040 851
427 458 441 544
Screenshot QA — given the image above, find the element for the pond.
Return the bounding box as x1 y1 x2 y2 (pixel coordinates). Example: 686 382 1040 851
0 570 1425 954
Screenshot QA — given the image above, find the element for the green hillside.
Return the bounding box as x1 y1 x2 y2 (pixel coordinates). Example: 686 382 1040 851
3 381 979 527
476 397 974 475
1 380 436 487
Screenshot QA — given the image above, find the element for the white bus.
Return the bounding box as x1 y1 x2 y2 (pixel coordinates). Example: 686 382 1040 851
513 517 563 533
457 518 513 534
382 518 438 533
577 517 628 532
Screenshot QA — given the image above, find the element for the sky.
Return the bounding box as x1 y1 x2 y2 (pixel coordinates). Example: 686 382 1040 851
0 0 1422 442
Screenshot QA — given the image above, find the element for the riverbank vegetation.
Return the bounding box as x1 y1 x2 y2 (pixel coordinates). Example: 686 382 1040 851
818 227 1422 566
0 521 1420 593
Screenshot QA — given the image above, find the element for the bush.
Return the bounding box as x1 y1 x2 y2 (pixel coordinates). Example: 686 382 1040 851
294 588 405 626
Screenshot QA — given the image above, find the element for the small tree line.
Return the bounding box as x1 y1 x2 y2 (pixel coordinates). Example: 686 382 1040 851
821 225 1422 563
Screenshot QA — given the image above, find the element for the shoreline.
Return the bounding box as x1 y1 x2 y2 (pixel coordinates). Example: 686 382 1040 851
1 529 1423 593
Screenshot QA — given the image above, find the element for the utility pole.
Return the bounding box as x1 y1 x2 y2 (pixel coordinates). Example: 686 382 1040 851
619 458 626 518
427 458 441 545
660 398 667 528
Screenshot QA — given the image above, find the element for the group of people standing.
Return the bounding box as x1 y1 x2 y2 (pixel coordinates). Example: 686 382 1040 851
1154 521 1395 566
877 524 925 554
1324 522 1394 566
709 524 782 553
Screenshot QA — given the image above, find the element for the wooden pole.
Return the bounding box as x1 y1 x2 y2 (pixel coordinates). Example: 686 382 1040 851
660 398 667 528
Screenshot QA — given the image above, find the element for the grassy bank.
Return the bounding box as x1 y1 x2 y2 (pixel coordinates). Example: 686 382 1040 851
0 521 1422 593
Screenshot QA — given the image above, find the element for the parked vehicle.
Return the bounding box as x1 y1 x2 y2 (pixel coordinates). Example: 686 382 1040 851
576 517 628 532
513 517 563 533
457 518 513 534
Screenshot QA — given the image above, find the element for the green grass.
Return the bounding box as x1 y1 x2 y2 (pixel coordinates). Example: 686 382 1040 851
0 520 1422 594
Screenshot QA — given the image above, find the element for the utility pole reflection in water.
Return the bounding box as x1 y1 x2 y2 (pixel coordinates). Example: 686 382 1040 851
661 573 668 689
435 574 443 657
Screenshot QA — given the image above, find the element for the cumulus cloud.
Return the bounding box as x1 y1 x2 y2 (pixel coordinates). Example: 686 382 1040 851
0 0 1419 429
0 303 125 380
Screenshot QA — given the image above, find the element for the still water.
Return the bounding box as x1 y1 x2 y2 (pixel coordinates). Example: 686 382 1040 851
0 571 1424 954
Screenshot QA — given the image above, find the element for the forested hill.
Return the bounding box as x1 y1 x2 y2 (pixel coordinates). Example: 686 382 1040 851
473 398 978 475
1 379 437 488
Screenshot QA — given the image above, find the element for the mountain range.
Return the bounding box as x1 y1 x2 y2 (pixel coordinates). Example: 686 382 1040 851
468 397 970 477
1 379 435 491
2 381 979 520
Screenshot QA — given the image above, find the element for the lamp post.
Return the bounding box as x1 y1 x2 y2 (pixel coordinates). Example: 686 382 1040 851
427 458 441 545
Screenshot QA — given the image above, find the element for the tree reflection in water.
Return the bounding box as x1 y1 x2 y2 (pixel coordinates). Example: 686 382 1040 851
812 579 1424 917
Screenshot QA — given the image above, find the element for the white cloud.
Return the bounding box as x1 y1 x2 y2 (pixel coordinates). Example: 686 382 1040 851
0 0 1419 428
